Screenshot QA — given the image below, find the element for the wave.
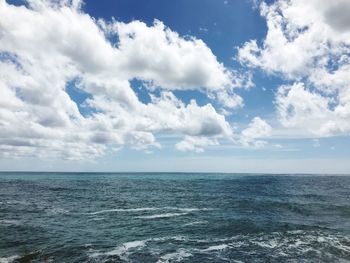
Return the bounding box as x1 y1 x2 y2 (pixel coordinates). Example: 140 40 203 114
183 220 208 226
151 236 188 242
0 220 21 226
105 240 146 256
90 217 105 221
46 207 69 215
163 207 213 212
87 230 350 262
88 207 211 215
0 256 19 263
136 212 188 219
0 252 41 263
198 230 350 257
88 207 158 215
202 244 229 251
89 240 147 259
88 236 189 260
156 249 192 263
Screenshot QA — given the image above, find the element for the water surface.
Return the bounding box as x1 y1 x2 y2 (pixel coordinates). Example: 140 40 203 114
0 173 350 262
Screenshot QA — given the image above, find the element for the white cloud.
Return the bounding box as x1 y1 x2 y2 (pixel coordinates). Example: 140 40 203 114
240 117 272 148
176 116 274 152
175 136 218 153
0 0 248 159
276 82 350 137
215 91 244 109
275 83 332 133
238 0 350 78
238 0 350 137
113 19 236 91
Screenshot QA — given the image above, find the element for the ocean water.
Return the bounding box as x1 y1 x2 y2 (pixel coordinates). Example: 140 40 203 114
0 173 350 263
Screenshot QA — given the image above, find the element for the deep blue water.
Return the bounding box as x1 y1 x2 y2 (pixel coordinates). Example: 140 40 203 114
0 173 350 263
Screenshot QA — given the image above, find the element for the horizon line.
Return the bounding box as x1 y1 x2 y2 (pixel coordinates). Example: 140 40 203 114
0 171 349 176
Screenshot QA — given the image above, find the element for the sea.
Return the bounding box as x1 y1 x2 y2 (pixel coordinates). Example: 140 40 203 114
0 172 350 263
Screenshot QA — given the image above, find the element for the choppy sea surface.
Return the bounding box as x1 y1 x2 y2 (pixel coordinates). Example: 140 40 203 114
0 173 350 263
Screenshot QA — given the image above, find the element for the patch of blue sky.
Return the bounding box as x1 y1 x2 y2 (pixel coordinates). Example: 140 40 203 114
65 78 95 117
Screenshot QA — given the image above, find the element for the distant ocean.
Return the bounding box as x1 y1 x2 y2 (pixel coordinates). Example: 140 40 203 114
0 173 350 262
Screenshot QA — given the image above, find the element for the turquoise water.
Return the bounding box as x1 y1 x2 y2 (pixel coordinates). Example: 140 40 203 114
0 173 350 262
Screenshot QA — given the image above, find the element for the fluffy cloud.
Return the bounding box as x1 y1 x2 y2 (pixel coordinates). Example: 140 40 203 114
276 83 350 136
0 0 249 159
238 0 350 78
113 20 236 91
240 117 272 148
175 136 218 153
238 0 350 137
276 83 330 131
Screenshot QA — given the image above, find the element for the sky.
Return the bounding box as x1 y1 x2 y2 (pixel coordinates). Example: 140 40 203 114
0 0 350 173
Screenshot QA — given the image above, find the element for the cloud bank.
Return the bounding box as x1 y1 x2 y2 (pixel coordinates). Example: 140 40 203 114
0 0 259 159
238 0 350 137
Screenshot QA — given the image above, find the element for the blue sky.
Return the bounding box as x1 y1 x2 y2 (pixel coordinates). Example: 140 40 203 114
0 0 350 173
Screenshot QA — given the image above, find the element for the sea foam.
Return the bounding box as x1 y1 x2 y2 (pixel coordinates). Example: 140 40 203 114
88 207 158 215
137 212 188 219
0 255 20 263
106 240 146 256
88 207 211 215
156 249 192 263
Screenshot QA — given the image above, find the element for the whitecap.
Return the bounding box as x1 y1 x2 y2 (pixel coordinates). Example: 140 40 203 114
202 244 229 251
151 236 188 242
163 207 212 212
0 255 20 263
88 207 158 215
88 240 146 260
0 220 21 226
156 249 192 263
88 250 102 259
90 217 105 221
137 212 188 219
106 240 146 256
88 236 190 260
183 220 208 226
88 207 211 215
252 239 279 249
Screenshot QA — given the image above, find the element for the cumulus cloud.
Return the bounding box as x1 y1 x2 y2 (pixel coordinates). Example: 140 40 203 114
238 0 350 137
0 0 250 159
276 83 330 135
175 136 218 153
240 117 272 148
114 20 236 91
238 0 350 78
275 83 350 136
